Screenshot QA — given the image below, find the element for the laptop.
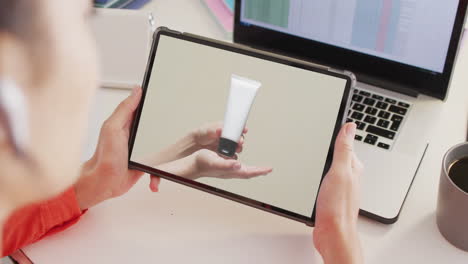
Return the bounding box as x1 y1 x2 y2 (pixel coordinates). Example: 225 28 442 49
234 0 468 223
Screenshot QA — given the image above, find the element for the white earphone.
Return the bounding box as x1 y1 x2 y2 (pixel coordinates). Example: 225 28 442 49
0 79 29 155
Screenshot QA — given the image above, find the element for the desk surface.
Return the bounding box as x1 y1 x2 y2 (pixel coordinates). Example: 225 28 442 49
22 1 468 263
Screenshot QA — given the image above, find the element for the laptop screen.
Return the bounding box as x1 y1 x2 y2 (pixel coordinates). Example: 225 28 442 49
240 0 459 74
235 0 467 99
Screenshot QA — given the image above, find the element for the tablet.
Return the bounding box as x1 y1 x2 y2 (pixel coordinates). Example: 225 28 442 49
128 27 354 226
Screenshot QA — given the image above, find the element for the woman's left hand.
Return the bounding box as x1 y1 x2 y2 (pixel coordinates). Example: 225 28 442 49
74 86 161 210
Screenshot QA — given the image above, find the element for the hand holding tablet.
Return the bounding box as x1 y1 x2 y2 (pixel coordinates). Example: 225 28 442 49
314 123 364 264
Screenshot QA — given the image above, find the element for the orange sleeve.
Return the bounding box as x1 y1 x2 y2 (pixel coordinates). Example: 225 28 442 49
2 187 86 257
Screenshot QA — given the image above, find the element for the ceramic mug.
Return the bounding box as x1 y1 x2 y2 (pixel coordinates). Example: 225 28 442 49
436 142 468 251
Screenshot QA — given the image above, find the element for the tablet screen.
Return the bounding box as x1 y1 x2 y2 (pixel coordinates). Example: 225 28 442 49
129 31 350 222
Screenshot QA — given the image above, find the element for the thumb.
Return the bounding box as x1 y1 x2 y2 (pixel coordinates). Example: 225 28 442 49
331 123 356 169
107 86 142 129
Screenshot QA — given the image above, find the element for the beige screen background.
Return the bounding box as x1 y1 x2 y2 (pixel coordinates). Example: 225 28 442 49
131 35 347 217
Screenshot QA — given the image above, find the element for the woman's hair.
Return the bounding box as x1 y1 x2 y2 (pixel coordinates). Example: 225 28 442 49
0 0 40 41
0 0 47 83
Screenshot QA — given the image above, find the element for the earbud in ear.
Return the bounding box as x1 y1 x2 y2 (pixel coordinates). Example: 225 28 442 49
0 79 29 156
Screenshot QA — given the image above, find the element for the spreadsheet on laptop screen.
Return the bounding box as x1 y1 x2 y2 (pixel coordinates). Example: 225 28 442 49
240 0 459 73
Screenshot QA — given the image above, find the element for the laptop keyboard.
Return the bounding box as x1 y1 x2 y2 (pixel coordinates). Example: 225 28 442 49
347 88 411 151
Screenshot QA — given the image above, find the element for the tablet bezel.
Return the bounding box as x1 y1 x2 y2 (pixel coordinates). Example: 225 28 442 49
128 27 353 226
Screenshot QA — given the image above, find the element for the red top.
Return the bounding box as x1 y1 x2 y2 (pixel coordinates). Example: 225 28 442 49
2 187 85 257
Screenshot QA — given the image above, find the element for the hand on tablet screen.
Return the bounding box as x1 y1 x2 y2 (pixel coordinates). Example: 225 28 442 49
151 149 272 184
145 122 267 191
145 122 247 165
190 149 272 179
191 122 247 154
313 123 364 264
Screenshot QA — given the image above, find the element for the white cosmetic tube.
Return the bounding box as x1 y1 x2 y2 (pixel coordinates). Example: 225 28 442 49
218 74 261 157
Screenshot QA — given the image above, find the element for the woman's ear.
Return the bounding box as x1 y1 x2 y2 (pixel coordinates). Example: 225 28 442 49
0 32 32 156
0 78 29 156
0 32 33 89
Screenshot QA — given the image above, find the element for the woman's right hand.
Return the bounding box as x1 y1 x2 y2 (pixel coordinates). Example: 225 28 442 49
313 123 364 264
149 149 272 191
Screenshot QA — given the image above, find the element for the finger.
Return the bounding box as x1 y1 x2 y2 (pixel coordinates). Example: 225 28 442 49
331 123 356 169
210 155 241 170
236 135 245 153
207 126 218 139
236 143 243 153
216 128 222 138
106 86 142 129
195 125 220 146
229 166 273 179
243 127 248 134
204 122 222 138
199 124 218 139
149 175 161 192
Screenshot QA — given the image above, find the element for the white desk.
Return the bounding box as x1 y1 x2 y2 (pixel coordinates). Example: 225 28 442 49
21 1 468 263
